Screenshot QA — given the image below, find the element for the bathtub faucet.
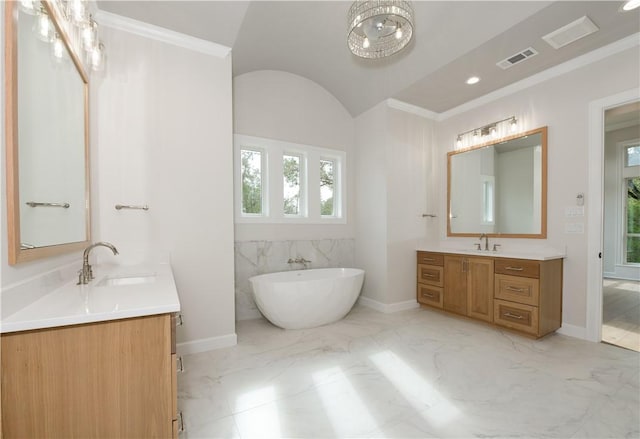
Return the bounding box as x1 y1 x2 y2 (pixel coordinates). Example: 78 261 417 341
287 257 312 269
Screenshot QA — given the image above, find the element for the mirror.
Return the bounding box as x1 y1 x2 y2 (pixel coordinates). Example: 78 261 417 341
447 126 547 238
5 1 90 264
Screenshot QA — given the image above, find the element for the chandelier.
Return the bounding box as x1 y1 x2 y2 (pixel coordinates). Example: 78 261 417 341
19 0 106 71
347 0 414 59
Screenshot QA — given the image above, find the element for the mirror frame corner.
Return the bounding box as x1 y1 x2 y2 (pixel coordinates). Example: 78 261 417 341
446 125 548 239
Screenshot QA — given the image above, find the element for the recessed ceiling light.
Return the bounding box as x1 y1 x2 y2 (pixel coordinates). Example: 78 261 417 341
466 76 480 85
623 0 640 10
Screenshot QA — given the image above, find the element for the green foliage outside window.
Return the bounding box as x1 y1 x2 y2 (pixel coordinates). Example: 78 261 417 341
241 150 262 214
627 177 640 263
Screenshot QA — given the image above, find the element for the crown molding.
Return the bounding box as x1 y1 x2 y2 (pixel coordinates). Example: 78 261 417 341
438 32 640 121
386 98 438 120
95 10 231 58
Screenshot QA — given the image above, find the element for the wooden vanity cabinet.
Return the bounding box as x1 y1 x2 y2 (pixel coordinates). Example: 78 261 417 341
417 251 562 338
443 256 494 322
1 313 180 438
417 252 444 309
493 258 563 337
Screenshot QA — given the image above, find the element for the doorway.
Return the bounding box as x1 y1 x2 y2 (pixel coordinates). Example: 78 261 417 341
602 102 640 352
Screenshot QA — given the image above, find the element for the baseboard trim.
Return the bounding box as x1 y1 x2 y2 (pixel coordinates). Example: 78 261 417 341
557 323 588 340
358 296 419 313
177 333 237 355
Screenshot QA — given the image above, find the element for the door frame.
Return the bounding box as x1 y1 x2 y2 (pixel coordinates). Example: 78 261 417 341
586 88 640 342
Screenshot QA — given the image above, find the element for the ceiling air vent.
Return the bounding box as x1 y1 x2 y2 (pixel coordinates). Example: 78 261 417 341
542 16 599 49
496 47 538 70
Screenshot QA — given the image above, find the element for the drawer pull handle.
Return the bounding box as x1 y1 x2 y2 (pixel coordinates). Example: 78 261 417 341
177 356 185 373
422 258 435 262
504 312 524 320
177 313 184 326
422 292 435 298
506 286 525 292
424 273 436 278
178 411 185 432
505 266 524 271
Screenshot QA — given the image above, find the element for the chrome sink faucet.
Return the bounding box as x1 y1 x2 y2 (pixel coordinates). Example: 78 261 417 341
78 242 119 285
479 234 489 251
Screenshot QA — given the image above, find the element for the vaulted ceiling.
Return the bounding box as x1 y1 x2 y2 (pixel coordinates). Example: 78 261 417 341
98 1 640 116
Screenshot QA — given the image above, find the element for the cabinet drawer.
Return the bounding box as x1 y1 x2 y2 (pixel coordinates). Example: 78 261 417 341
494 299 539 335
495 274 539 306
417 284 443 309
417 252 444 266
494 258 540 278
418 264 444 287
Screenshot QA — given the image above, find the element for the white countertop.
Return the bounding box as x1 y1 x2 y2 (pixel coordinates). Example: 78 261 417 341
416 244 565 261
1 263 181 334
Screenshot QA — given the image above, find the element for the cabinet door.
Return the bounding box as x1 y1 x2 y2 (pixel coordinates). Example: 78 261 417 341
467 257 494 322
1 315 173 438
444 256 467 315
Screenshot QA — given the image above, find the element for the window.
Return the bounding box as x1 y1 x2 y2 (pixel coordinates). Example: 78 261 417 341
623 142 640 264
283 153 304 216
235 135 346 223
480 175 495 225
240 148 265 216
320 159 336 217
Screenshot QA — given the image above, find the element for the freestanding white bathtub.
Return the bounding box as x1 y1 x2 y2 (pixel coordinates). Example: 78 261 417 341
249 268 365 329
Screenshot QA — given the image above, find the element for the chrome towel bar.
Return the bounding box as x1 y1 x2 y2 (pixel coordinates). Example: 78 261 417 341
115 204 149 211
26 201 70 208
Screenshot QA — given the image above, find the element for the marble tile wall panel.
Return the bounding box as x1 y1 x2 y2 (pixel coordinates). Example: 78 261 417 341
235 239 355 321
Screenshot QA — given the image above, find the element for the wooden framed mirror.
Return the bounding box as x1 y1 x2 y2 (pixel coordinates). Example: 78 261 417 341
5 0 91 264
447 126 547 238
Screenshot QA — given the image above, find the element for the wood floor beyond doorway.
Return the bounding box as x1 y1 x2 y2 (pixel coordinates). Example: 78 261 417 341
602 278 640 352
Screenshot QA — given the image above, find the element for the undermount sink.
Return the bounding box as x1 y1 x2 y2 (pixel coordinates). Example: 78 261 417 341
96 273 157 287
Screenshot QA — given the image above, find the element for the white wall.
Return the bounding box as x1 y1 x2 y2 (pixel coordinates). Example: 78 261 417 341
233 70 355 242
433 46 640 330
354 104 389 303
354 104 433 306
603 124 640 279
92 26 234 348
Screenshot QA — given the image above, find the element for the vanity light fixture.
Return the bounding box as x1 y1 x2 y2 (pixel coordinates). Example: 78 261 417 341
26 1 106 72
623 0 640 11
347 0 415 59
455 116 520 150
466 76 480 85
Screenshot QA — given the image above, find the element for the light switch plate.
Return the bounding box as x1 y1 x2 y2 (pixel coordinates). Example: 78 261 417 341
565 206 585 217
565 223 584 234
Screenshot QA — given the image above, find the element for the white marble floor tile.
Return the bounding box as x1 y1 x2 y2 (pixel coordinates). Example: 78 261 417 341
179 305 640 438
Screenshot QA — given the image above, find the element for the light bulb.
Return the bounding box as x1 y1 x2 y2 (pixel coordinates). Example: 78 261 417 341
67 0 88 25
473 131 479 141
466 76 480 85
19 0 38 15
456 136 462 148
491 127 498 138
52 34 65 61
623 0 640 10
82 16 98 51
363 37 370 49
34 9 54 42
510 117 518 132
395 27 403 39
90 42 105 71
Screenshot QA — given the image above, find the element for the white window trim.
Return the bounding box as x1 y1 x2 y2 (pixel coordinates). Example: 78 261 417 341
234 134 347 224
